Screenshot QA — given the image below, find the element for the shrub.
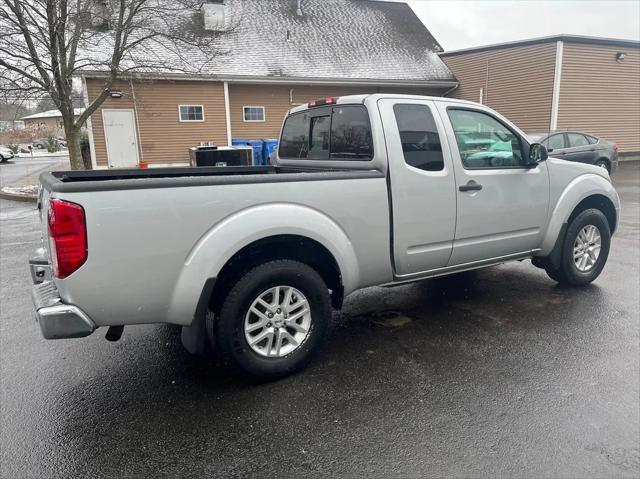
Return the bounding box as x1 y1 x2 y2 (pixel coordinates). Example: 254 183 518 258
46 134 60 153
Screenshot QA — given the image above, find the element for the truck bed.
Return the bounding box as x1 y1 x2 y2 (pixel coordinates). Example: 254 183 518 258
41 166 384 193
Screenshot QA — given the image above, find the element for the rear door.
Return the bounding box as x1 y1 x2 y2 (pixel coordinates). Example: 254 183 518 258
565 132 597 164
436 103 550 266
378 98 457 276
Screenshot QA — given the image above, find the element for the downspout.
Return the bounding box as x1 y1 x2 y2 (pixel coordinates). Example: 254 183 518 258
442 83 459 97
81 75 98 169
129 79 144 165
484 60 490 104
550 40 564 131
224 81 232 145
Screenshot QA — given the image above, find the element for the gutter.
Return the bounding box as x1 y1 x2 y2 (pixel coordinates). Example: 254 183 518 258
442 83 459 97
78 71 458 89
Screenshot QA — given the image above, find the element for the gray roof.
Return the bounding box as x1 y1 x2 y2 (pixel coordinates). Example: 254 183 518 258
82 0 456 85
440 34 640 57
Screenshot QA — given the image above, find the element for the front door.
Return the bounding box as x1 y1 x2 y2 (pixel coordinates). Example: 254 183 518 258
436 103 550 266
378 98 457 276
102 109 139 168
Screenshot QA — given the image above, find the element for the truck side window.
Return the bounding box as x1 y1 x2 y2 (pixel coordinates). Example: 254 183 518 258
279 112 309 159
330 106 373 159
393 104 444 171
448 109 524 169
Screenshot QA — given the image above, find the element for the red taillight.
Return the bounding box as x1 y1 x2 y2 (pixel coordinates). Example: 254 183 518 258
48 199 87 278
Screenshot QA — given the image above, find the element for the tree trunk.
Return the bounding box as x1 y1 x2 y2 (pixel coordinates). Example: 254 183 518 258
64 123 86 170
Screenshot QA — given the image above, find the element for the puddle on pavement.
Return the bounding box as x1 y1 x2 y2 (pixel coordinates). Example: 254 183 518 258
371 310 413 328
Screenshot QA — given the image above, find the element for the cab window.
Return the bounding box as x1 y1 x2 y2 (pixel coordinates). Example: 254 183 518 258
393 104 444 171
448 109 524 168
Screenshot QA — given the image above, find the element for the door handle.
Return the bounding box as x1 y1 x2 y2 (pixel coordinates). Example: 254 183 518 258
459 180 483 192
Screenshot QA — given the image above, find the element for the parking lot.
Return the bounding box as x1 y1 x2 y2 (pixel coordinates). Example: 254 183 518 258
0 162 638 478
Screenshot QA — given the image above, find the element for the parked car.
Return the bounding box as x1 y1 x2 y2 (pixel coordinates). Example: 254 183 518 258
527 131 619 173
32 138 48 149
29 94 620 379
0 146 15 162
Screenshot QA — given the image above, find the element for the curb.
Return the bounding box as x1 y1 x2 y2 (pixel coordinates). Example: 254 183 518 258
0 189 37 203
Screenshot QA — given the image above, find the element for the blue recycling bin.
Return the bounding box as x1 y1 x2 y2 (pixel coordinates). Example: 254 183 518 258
231 138 248 147
247 139 264 166
262 139 279 165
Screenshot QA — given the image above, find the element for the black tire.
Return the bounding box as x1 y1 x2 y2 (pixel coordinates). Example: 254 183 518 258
545 208 611 286
215 259 331 379
595 159 610 173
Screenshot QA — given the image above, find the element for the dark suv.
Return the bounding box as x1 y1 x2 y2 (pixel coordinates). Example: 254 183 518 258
527 131 619 173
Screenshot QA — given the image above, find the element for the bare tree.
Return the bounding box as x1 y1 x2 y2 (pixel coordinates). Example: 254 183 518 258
0 0 228 169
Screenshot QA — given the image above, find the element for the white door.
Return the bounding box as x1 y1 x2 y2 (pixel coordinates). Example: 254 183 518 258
102 109 139 168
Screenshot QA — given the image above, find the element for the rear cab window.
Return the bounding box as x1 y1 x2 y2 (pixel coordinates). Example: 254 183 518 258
279 105 373 161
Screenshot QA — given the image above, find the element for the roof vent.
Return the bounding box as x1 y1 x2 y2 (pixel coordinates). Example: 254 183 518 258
202 1 225 31
296 0 303 17
89 0 109 29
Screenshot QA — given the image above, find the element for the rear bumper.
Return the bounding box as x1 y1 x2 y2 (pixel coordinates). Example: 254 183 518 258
30 251 95 339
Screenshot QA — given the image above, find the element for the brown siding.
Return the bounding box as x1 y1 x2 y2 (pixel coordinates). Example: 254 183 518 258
87 79 227 166
557 43 640 153
442 43 557 131
229 84 444 139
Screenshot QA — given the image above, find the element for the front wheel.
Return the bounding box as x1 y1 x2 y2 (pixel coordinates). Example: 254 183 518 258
545 208 611 286
215 259 331 379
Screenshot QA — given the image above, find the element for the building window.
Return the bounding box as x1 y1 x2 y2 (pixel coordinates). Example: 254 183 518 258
178 105 204 122
243 106 265 122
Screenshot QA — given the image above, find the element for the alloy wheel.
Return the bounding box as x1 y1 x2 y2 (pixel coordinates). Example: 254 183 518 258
244 286 312 357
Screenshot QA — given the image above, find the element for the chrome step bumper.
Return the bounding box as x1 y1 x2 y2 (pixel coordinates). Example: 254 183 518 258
30 260 95 339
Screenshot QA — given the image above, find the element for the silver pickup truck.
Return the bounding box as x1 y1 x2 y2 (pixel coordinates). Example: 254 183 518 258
30 94 620 378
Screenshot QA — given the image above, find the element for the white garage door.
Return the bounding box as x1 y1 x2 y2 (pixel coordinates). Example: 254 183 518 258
102 109 140 168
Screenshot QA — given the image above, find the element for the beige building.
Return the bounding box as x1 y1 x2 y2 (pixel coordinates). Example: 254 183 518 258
81 0 457 168
21 108 84 133
440 35 640 154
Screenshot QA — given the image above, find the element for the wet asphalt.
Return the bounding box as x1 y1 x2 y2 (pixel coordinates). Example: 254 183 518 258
1 162 638 478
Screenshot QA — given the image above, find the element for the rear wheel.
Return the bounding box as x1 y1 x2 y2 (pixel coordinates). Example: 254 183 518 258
545 208 610 286
214 259 331 379
595 159 610 172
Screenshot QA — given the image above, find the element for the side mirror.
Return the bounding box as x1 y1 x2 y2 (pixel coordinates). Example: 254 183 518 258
529 143 548 164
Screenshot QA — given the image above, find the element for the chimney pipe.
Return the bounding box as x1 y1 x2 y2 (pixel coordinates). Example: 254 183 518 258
296 0 303 16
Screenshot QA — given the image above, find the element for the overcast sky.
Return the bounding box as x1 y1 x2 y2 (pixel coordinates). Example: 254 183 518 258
406 0 640 51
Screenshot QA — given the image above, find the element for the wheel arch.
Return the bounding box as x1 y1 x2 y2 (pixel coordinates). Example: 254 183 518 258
539 174 619 256
168 203 359 328
210 234 345 314
567 194 617 234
